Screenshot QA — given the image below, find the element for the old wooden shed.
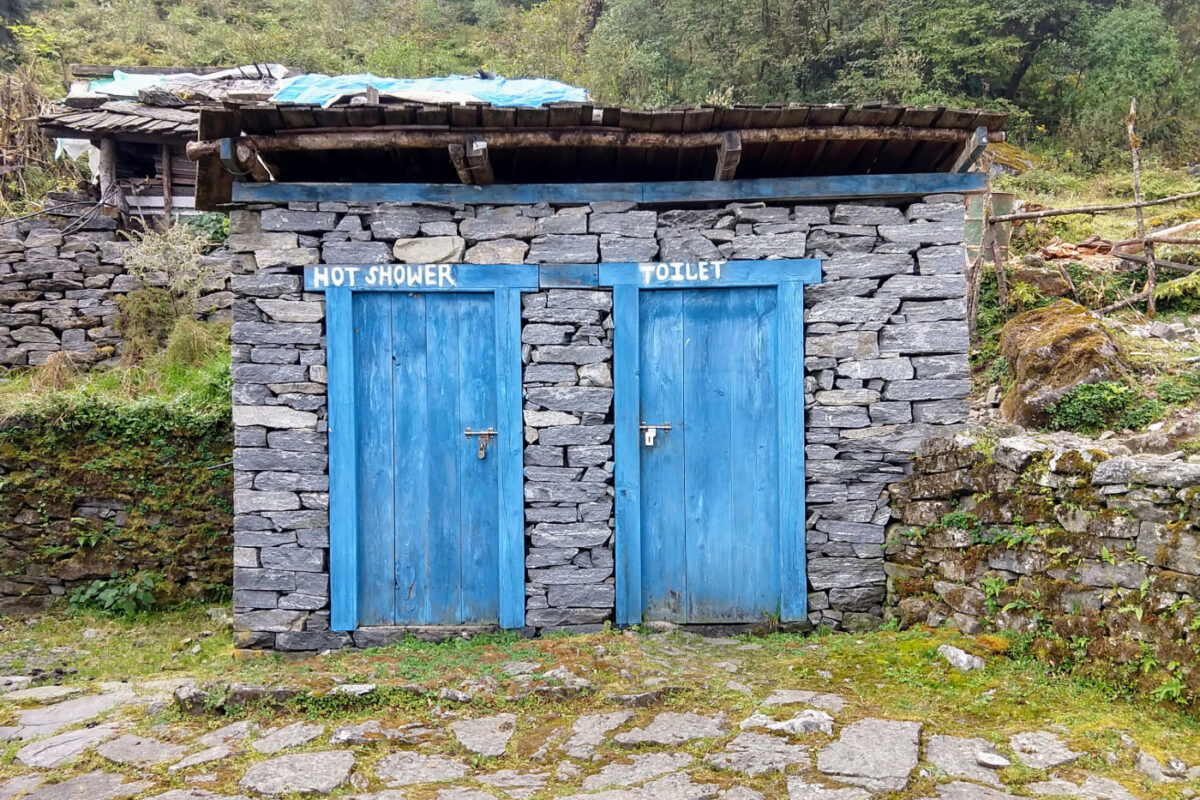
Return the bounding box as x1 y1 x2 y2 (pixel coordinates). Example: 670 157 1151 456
190 98 1005 650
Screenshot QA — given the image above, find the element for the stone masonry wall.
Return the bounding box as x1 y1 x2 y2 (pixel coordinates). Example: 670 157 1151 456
887 431 1200 701
230 194 969 650
0 219 232 367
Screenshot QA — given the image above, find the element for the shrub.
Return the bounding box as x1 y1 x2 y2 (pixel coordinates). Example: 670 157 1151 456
1048 381 1163 433
68 571 161 616
115 287 176 364
164 317 224 368
121 223 222 319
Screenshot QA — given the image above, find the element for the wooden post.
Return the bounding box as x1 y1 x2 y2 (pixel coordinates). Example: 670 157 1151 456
1128 98 1156 317
448 143 473 185
714 131 742 181
466 139 494 186
97 136 125 220
160 144 173 221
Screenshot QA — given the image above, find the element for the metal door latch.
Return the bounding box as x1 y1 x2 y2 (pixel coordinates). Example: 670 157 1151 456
639 422 672 446
465 428 498 459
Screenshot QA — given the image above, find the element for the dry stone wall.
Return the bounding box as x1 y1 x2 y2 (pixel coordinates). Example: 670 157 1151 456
0 219 231 367
888 431 1200 699
230 194 969 650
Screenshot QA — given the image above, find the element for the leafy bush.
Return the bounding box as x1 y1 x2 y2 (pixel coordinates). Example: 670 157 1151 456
1048 381 1163 433
122 223 222 319
68 571 161 616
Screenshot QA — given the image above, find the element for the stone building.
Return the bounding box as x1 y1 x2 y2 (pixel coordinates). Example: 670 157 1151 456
186 99 1007 650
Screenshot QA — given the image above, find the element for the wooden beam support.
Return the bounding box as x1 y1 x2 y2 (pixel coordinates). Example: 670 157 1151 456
714 131 742 181
188 124 1004 162
466 139 494 186
950 126 989 173
232 172 988 206
448 142 474 185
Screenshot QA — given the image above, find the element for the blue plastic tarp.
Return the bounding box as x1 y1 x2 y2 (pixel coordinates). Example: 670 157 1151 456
88 70 167 96
270 73 588 108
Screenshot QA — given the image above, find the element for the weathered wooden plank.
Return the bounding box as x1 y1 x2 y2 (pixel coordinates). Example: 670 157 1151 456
326 287 359 631
457 292 500 623
392 293 428 623
466 139 494 186
495 288 525 629
714 130 742 181
777 281 807 621
599 259 822 287
237 172 988 207
637 289 685 622
303 263 539 291
612 282 642 626
423 294 463 623
538 264 599 288
353 292 397 625
448 142 474 185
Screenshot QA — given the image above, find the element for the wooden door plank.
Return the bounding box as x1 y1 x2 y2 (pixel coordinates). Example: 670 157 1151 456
612 284 643 626
456 292 501 623
326 287 359 631
392 293 430 624
681 289 735 623
495 288 526 629
353 293 397 625
726 287 781 618
423 294 464 623
777 282 807 621
637 289 686 622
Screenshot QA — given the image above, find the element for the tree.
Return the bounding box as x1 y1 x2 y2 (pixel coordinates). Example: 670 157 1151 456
0 0 44 49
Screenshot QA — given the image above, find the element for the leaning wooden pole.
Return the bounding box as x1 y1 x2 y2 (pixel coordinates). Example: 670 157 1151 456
1127 98 1156 318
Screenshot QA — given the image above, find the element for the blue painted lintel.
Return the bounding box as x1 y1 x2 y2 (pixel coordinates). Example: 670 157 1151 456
233 172 987 206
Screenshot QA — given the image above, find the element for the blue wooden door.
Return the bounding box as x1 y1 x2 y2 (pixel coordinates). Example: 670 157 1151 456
602 260 820 626
311 264 536 631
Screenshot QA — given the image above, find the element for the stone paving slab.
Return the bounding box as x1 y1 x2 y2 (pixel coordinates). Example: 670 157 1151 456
564 711 633 758
22 773 150 800
925 734 1006 786
239 751 354 796
1027 776 1138 800
0 776 43 800
915 782 1015 800
569 772 721 800
251 722 324 754
704 731 809 776
786 778 870 800
762 690 848 713
12 690 133 739
581 752 693 791
451 712 516 756
196 721 257 747
96 734 188 766
477 769 549 799
613 712 726 746
169 745 235 773
3 686 82 703
374 752 467 786
816 717 922 792
16 723 119 768
1009 731 1081 770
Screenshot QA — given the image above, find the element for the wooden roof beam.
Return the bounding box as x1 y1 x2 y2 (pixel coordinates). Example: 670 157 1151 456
448 142 474 184
466 139 494 186
714 131 741 181
187 125 1006 161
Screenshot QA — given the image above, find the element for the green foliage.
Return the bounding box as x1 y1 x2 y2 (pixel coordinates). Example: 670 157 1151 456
68 571 161 616
184 212 230 248
116 287 176 363
1158 372 1200 405
1047 381 1164 434
163 317 225 369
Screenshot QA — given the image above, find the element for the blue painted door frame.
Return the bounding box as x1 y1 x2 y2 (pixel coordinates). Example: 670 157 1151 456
310 264 537 631
600 259 821 626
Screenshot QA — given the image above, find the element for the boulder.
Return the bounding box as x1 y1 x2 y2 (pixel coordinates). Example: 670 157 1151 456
999 300 1127 428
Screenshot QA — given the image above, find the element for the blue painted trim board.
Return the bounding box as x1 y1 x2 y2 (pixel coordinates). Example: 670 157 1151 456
612 283 642 627
234 172 987 206
495 288 526 629
325 287 358 631
777 282 807 620
304 263 538 292
599 259 821 287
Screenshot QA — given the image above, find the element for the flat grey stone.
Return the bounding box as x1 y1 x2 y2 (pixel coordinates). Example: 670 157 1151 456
817 718 921 792
613 711 726 746
375 752 467 786
567 772 717 800
96 734 187 766
704 731 808 775
768 710 835 736
937 645 985 673
916 782 1014 800
251 721 325 754
1009 731 1081 770
976 751 1011 769
430 791 494 800
392 236 465 263
452 713 516 757
1027 776 1137 799
926 735 1004 786
0 776 42 800
581 752 693 790
787 778 870 800
477 770 549 799
169 745 233 772
240 750 354 795
762 689 847 712
4 686 81 703
23 773 150 800
147 792 250 800
329 720 405 746
16 723 118 767
564 711 634 758
196 720 257 747
501 661 541 676
14 690 132 738
0 677 33 694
